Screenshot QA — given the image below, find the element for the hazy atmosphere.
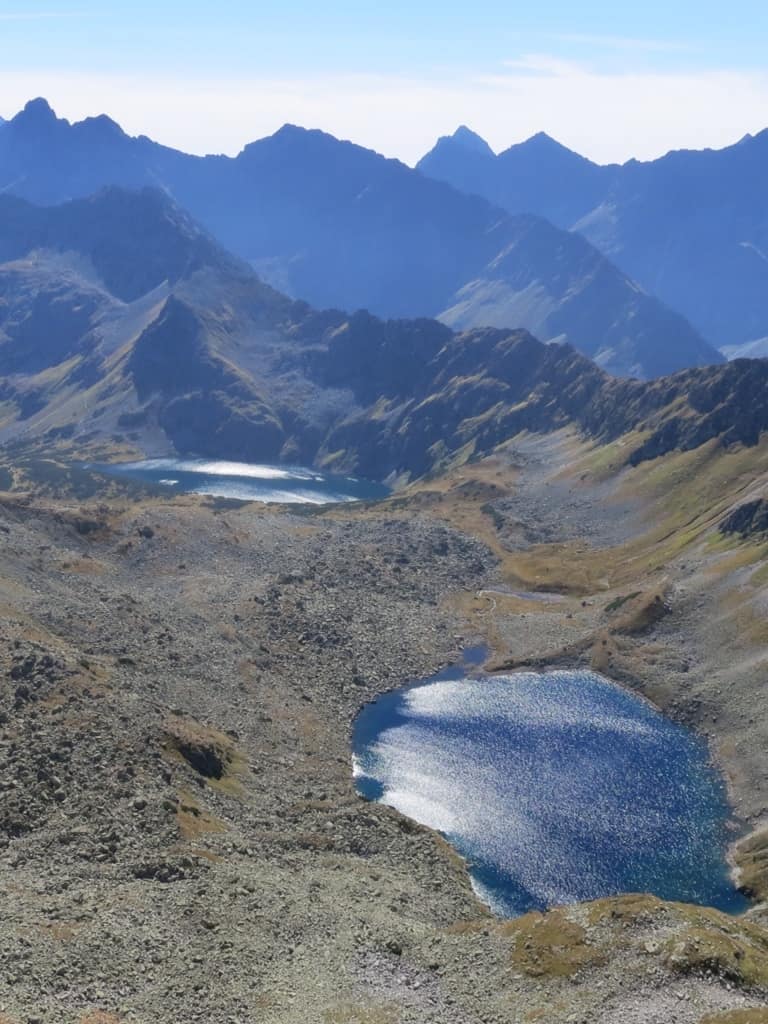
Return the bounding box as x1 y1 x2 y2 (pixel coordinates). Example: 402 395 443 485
2 1 768 161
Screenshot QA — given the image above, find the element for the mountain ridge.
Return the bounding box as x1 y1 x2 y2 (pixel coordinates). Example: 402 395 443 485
0 98 723 379
418 123 768 350
0 187 760 483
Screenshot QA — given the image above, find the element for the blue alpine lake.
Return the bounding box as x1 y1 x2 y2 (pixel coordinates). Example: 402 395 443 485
90 458 389 505
353 653 747 917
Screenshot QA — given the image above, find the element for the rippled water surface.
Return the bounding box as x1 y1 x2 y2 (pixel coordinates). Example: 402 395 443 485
353 657 746 917
91 458 389 504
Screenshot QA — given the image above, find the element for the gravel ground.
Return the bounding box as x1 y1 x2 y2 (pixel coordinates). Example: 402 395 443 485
1 445 768 1023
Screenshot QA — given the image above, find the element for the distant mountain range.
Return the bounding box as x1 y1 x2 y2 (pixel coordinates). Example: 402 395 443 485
0 98 723 379
418 126 768 351
0 187 763 481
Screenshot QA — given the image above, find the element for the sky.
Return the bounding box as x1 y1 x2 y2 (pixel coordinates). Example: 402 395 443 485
1 1 767 164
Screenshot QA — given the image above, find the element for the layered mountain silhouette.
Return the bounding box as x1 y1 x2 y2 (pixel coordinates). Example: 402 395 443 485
0 99 722 378
419 127 615 228
419 126 768 351
0 187 762 481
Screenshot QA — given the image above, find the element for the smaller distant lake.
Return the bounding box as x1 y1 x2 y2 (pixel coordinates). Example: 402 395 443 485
90 458 389 505
353 654 747 918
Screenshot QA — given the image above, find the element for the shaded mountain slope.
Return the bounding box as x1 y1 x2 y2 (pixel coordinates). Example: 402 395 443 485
419 125 768 350
0 99 722 378
0 188 763 485
0 187 248 300
437 213 708 378
318 321 768 479
574 131 768 349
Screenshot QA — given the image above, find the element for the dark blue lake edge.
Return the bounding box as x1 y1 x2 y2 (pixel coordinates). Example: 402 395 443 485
353 649 748 918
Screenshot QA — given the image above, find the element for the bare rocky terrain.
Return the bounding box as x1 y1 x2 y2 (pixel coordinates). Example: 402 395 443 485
3 96 768 1024
2 433 768 1023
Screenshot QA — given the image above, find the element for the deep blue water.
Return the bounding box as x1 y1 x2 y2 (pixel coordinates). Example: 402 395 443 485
353 653 747 917
90 458 389 505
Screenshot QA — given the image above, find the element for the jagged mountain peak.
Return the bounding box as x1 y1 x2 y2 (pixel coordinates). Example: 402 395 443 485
239 122 366 161
11 97 63 130
8 98 129 142
0 184 755 482
448 125 495 156
263 123 352 146
524 130 560 145
75 113 126 138
499 130 595 164
419 126 495 165
272 122 313 139
0 103 721 377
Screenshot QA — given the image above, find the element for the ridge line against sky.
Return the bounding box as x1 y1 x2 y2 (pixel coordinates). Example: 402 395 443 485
1 1 767 164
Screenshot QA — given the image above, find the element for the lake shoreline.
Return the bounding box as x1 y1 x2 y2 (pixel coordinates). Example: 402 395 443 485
353 653 748 919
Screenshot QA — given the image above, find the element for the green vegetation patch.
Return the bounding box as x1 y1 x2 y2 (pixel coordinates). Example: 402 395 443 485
605 592 642 614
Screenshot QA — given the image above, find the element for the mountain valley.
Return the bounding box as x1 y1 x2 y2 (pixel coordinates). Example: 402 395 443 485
2 98 768 1024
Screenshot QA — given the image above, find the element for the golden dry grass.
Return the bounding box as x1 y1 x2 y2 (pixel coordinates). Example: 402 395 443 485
503 907 607 978
699 1011 768 1024
163 716 248 796
175 789 228 841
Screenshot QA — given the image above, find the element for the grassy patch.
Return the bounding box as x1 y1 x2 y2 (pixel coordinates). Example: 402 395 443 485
164 716 247 796
735 829 768 901
647 902 768 990
504 897 768 993
665 923 768 988
586 893 666 926
175 789 228 841
605 592 642 614
699 1011 768 1024
610 587 671 635
504 907 607 978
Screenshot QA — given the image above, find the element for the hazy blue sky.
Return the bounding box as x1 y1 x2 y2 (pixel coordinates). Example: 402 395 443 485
1 2 767 162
